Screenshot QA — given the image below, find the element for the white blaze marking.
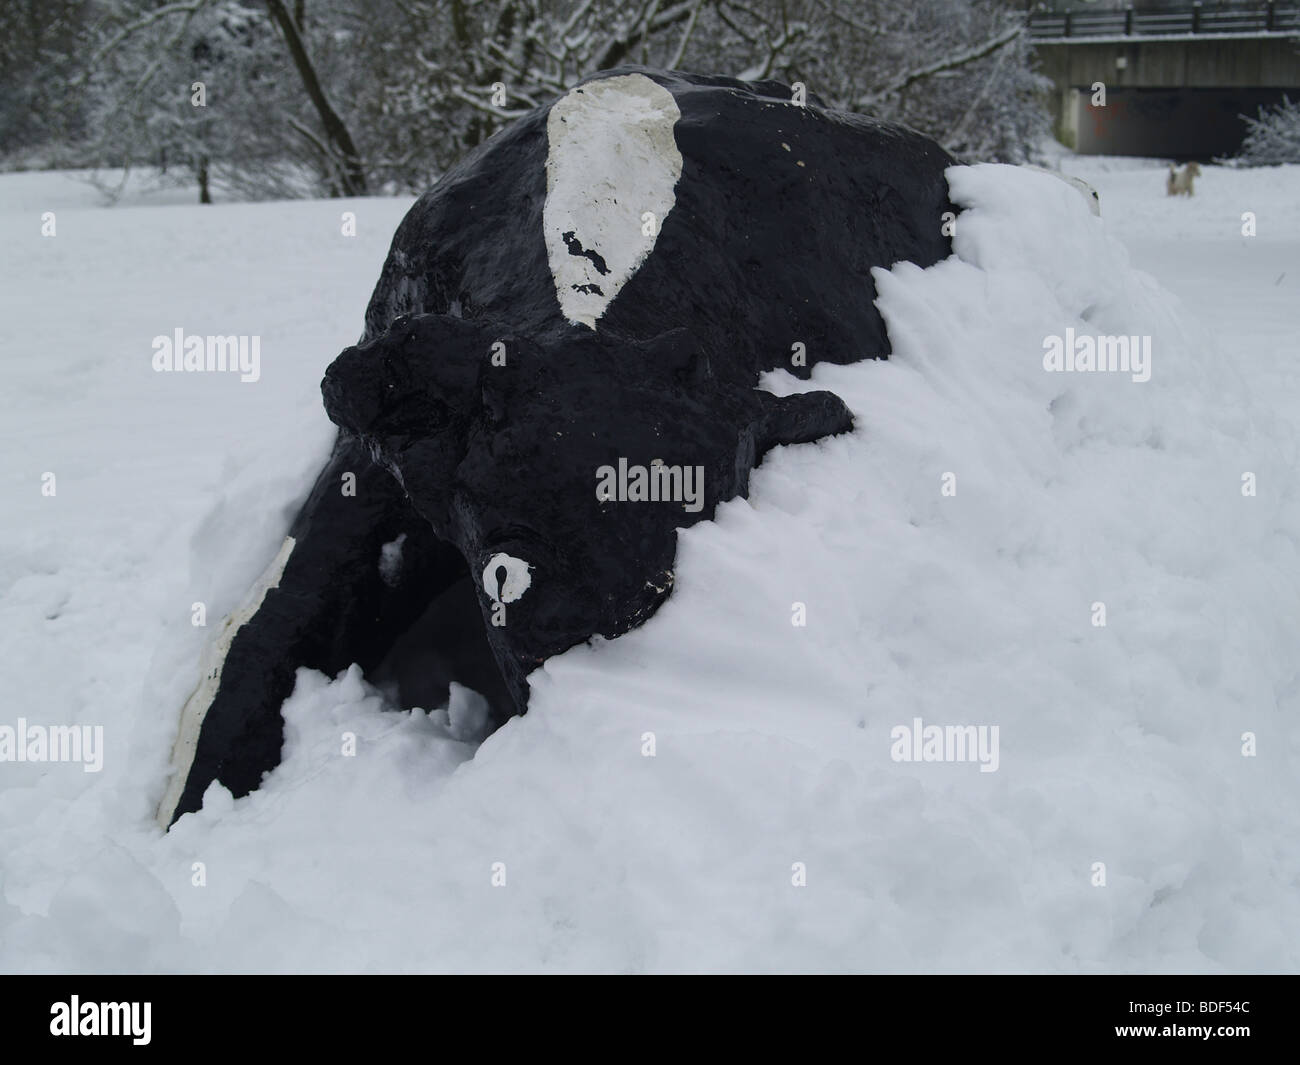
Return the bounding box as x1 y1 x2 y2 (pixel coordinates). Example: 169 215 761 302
482 553 531 604
543 73 683 328
157 535 296 828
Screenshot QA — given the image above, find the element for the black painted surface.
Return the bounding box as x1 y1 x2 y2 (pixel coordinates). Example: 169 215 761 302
167 68 956 826
168 437 455 821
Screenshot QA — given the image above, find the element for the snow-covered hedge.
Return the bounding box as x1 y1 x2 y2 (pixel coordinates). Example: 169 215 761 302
1232 96 1300 166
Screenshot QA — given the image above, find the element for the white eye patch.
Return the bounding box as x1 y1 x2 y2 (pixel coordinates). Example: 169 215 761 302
543 73 683 329
482 552 532 603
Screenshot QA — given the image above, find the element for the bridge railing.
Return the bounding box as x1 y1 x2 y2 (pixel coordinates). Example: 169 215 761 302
1029 4 1300 39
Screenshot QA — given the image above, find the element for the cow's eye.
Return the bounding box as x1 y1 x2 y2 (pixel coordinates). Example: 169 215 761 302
482 552 532 604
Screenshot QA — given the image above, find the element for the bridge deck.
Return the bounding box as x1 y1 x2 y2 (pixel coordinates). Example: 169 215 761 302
1030 4 1300 41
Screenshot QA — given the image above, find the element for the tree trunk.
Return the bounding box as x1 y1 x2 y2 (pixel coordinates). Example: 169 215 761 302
197 155 211 204
264 0 368 197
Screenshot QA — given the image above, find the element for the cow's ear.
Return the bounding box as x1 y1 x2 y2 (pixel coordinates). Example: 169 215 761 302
754 389 854 453
323 312 503 436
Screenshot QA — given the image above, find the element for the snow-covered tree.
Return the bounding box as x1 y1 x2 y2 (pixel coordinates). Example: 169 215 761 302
22 0 1053 201
1234 96 1300 166
67 1 306 201
359 0 1051 176
0 0 90 168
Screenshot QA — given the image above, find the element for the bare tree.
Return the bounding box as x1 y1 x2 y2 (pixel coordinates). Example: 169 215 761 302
15 0 1052 201
263 0 367 195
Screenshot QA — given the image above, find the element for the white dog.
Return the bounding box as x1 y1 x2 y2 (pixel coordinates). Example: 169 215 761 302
1167 162 1201 197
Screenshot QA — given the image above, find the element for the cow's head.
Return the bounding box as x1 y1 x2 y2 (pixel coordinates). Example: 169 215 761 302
322 312 852 706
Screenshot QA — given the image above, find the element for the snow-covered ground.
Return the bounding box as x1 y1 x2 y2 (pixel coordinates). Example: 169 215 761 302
1 158 1297 973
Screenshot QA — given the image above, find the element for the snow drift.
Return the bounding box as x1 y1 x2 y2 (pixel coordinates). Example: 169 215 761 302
1 161 1297 973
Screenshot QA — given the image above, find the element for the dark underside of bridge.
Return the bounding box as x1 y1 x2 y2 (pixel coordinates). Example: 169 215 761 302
1073 86 1297 159
1031 3 1300 159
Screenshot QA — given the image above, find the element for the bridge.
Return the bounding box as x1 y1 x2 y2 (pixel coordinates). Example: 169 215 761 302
1029 2 1300 157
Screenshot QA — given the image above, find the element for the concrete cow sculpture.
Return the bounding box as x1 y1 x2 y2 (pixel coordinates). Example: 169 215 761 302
159 68 956 827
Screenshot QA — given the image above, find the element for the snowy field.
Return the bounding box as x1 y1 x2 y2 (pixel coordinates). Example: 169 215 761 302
1 158 1297 973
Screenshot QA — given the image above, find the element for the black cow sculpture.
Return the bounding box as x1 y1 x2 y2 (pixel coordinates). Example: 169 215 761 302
158 68 956 827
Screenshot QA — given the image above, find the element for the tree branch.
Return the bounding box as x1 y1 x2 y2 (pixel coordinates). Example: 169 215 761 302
593 0 695 71
448 84 532 119
264 0 368 195
856 22 1024 109
76 1 206 87
668 0 705 70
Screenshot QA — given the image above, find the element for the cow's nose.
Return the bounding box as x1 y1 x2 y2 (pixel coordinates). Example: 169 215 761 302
322 344 388 434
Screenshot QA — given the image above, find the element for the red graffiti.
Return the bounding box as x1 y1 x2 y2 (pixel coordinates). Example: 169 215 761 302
1089 97 1129 142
